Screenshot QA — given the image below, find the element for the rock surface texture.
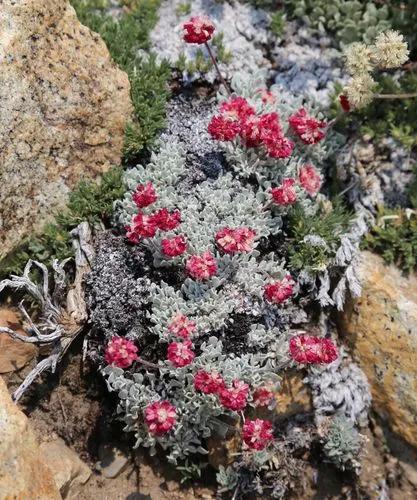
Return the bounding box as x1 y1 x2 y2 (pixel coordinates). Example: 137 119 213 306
0 377 61 499
40 438 91 499
0 0 132 258
0 307 38 374
339 251 417 448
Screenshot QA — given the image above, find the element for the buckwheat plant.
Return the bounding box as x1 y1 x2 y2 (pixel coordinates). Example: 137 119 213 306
96 15 370 496
341 30 414 110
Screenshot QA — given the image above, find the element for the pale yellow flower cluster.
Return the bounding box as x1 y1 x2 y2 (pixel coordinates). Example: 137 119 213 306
343 30 409 109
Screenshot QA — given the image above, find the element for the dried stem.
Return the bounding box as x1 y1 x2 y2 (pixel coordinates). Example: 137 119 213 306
204 41 232 96
374 92 417 99
137 357 159 370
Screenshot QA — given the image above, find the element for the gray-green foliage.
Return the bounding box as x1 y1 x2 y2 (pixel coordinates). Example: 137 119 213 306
104 336 284 464
287 0 391 46
322 415 363 471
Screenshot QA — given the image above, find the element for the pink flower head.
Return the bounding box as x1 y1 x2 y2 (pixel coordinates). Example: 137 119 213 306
271 178 297 206
186 251 217 280
161 235 187 257
130 213 158 239
258 89 276 105
288 108 326 145
219 379 249 411
239 115 264 148
242 419 274 451
265 134 294 159
183 16 215 44
339 94 351 112
194 370 225 394
299 164 322 196
167 340 195 368
208 115 240 141
144 401 177 436
125 224 140 244
264 275 295 305
215 227 256 254
289 335 338 364
168 313 197 339
152 208 181 231
132 182 157 208
220 96 255 122
253 387 275 407
104 337 138 369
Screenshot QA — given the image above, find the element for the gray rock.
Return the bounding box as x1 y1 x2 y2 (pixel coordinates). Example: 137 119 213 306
97 443 130 479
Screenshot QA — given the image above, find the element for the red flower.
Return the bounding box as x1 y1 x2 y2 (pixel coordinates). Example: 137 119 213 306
253 387 275 407
162 235 187 257
239 115 264 148
132 182 157 208
264 275 295 305
152 208 181 231
125 224 140 244
271 178 297 206
289 335 338 364
168 313 196 339
220 96 255 122
208 115 240 141
129 213 158 239
242 419 274 451
167 340 195 368
288 108 326 145
104 337 138 369
216 227 256 254
299 164 322 196
144 401 177 436
265 134 294 159
186 251 217 280
194 370 225 394
339 94 351 112
219 379 249 411
183 16 215 44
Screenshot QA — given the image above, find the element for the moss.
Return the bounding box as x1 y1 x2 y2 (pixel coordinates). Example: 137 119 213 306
0 168 125 280
287 199 353 273
363 172 417 275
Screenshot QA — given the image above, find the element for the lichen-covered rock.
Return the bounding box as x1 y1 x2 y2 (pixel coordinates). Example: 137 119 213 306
0 377 61 499
339 251 417 448
0 0 132 258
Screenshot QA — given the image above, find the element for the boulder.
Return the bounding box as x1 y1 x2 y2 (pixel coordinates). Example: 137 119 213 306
0 376 61 499
40 438 91 499
0 0 132 258
0 307 38 374
339 251 417 448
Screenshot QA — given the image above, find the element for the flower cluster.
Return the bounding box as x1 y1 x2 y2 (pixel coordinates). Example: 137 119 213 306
219 379 250 411
216 227 256 254
341 30 409 110
194 372 250 412
194 370 225 394
126 182 182 245
167 341 195 367
162 235 187 257
186 251 217 280
288 108 326 145
271 165 322 207
168 313 197 339
242 419 274 451
289 335 338 365
144 401 177 436
208 97 307 159
264 275 295 305
104 337 138 369
183 16 215 45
